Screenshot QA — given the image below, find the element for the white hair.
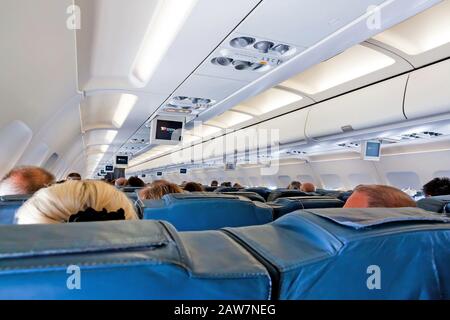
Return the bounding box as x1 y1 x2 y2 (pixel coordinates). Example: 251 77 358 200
16 180 138 224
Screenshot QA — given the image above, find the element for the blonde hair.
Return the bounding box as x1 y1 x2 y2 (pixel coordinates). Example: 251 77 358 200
16 180 138 224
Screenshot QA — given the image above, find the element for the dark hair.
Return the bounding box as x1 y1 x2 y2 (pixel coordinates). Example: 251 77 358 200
353 184 416 208
423 177 450 197
221 182 232 187
67 172 81 180
211 180 218 187
127 176 145 188
184 182 204 192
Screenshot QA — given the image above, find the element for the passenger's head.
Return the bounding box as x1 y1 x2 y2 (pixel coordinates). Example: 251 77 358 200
16 180 138 224
184 182 204 192
344 184 417 208
233 182 243 189
115 177 128 187
0 166 55 196
221 182 232 187
287 181 301 190
139 180 183 200
211 180 218 187
66 172 81 181
423 177 450 197
300 182 316 193
127 176 145 188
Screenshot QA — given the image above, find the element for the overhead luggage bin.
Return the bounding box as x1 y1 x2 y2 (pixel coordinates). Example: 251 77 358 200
404 59 450 120
305 75 408 140
0 220 271 299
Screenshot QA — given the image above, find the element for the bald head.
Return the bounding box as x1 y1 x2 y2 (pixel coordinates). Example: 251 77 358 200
300 182 316 193
0 166 55 196
344 184 416 208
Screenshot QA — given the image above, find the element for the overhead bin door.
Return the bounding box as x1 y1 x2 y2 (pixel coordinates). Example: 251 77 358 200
305 75 408 140
404 59 450 120
256 108 309 146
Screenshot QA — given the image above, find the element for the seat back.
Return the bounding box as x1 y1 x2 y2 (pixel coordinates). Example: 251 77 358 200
226 207 450 299
267 189 313 202
0 195 30 224
137 193 273 231
218 191 265 203
269 196 344 219
0 220 270 299
244 187 272 201
417 195 450 214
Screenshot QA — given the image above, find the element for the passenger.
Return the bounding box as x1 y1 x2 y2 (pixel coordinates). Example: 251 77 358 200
422 177 450 197
184 182 204 192
221 182 232 187
139 180 183 200
344 184 417 208
300 182 316 193
211 180 218 187
66 172 81 181
127 176 145 188
287 181 301 190
16 180 138 224
0 166 55 196
233 182 243 189
115 177 128 187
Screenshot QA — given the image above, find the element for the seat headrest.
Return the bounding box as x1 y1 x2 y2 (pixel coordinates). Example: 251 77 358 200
214 187 242 192
225 207 450 299
0 220 271 299
267 189 313 202
417 195 450 214
269 196 344 219
138 193 273 231
0 194 32 202
218 191 265 203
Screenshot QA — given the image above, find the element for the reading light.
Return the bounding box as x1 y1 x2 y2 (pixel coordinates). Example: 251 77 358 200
131 0 198 85
211 57 233 66
230 36 255 48
112 94 138 128
254 41 274 53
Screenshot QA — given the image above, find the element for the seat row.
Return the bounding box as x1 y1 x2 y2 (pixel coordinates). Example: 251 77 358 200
0 207 448 299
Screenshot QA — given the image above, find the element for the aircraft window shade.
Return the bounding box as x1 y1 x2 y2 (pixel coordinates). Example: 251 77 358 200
278 175 291 187
386 172 422 190
297 175 314 184
433 170 450 178
348 173 376 188
0 221 271 299
320 174 343 190
0 121 33 178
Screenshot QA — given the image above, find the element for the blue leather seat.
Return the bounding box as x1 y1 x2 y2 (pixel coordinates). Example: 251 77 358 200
244 187 272 201
268 196 344 219
225 207 450 299
417 195 450 215
1 207 449 299
0 195 30 224
0 220 271 299
137 193 273 231
267 189 315 202
217 191 265 203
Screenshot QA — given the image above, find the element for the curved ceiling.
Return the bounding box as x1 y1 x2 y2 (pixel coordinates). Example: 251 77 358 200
0 0 446 179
